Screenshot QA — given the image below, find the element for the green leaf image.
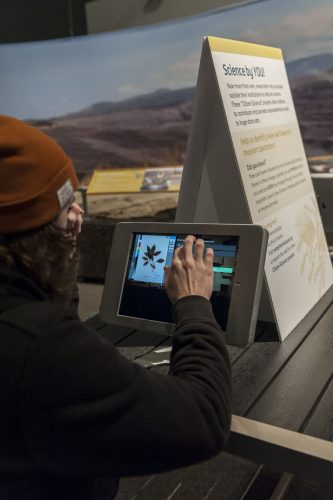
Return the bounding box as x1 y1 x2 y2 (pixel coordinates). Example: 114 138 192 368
142 243 165 270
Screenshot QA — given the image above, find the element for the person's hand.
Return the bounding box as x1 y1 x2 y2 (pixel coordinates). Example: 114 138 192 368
164 235 214 303
67 202 84 235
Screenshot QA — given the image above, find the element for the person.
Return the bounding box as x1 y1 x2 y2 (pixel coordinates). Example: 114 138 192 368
0 115 232 500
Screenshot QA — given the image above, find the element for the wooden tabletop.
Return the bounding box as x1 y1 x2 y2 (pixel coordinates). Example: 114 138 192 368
85 285 333 484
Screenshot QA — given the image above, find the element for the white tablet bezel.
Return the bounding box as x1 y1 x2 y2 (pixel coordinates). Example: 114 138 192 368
100 222 268 346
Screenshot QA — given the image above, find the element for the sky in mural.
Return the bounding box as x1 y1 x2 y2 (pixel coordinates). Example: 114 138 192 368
0 0 332 120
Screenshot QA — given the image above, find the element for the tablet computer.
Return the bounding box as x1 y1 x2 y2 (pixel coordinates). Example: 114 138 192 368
100 222 268 346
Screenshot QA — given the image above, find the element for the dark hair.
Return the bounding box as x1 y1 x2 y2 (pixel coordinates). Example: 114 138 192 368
0 222 79 305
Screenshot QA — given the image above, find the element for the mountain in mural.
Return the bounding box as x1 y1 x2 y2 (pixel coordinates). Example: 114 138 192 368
290 62 333 157
29 54 333 179
29 89 194 179
64 87 196 118
286 53 333 79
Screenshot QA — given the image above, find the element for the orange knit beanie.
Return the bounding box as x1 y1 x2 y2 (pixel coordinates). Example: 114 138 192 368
0 115 79 234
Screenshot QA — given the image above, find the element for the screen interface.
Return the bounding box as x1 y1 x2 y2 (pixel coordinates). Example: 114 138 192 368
118 233 239 331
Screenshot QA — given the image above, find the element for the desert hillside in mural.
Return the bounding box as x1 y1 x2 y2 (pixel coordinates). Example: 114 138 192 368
29 54 333 180
290 70 333 157
29 88 195 179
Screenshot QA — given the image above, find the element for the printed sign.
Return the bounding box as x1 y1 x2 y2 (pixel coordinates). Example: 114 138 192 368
177 37 333 341
87 166 183 194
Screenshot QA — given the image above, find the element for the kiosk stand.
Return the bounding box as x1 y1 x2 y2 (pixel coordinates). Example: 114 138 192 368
176 36 333 341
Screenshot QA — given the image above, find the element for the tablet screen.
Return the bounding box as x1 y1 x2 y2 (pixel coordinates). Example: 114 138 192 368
118 232 239 331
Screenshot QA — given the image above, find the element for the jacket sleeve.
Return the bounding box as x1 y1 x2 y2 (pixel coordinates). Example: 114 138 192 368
21 296 231 478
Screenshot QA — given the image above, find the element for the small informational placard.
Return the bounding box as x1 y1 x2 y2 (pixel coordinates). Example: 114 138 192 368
87 166 183 194
176 36 333 341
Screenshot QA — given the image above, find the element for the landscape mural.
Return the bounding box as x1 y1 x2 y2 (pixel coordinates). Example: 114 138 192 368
0 0 332 180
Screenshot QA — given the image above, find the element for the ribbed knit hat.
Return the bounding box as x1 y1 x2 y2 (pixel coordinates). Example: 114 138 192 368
0 115 79 234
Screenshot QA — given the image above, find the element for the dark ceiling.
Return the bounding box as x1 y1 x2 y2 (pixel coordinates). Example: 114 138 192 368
0 0 93 43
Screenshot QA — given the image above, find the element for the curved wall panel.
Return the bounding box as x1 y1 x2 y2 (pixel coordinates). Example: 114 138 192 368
0 0 332 178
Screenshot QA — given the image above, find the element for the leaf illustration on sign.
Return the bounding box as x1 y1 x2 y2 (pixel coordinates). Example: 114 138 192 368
142 244 165 270
295 197 327 293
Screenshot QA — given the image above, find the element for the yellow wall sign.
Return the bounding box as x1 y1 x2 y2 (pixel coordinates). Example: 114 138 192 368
87 166 183 194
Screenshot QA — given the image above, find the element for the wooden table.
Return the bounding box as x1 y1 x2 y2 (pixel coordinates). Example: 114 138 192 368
85 286 333 487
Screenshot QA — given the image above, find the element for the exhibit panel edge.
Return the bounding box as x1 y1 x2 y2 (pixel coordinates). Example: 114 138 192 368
177 38 251 225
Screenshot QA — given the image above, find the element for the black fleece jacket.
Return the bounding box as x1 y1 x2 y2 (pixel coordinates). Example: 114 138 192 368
0 270 231 498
